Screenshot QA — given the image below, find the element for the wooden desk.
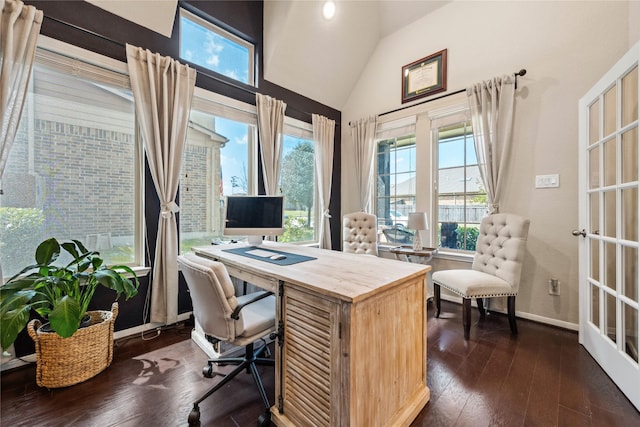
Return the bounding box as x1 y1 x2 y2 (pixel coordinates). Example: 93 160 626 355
193 242 430 427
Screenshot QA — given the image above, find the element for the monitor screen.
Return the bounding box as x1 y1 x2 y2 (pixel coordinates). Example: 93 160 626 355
223 196 284 240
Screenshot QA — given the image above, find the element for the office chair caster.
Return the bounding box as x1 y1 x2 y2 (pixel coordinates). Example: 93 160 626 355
257 410 271 427
188 404 201 426
202 364 214 378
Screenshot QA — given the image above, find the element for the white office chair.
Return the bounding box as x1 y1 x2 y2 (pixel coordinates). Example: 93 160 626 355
177 253 276 426
432 213 530 340
342 211 378 256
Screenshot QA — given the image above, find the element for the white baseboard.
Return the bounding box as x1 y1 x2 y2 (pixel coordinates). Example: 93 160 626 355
438 294 579 331
0 312 195 372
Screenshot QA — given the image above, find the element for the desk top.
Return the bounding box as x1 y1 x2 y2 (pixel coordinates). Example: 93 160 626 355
193 242 429 304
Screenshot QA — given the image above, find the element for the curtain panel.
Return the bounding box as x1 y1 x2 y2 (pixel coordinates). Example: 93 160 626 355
467 75 516 214
256 93 286 195
312 114 335 249
349 116 377 212
126 44 196 324
0 0 42 191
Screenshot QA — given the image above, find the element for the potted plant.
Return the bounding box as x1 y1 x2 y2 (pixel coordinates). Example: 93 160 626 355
0 237 139 387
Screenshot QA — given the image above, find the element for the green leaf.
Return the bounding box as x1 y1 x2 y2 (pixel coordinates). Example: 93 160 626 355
0 290 35 317
34 238 60 266
0 305 32 350
72 239 89 254
48 296 81 338
61 241 80 260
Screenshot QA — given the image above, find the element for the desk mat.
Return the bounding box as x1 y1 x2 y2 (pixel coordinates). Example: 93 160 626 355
222 246 317 266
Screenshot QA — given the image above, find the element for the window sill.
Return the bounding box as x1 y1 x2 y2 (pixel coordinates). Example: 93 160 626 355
131 266 151 278
434 250 474 263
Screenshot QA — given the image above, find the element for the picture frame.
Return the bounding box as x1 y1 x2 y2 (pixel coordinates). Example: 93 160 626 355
401 49 447 104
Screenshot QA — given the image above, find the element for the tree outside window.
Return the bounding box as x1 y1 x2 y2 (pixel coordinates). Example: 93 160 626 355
279 136 315 243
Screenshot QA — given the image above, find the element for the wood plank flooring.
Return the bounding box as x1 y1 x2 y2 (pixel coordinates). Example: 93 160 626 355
2 301 638 426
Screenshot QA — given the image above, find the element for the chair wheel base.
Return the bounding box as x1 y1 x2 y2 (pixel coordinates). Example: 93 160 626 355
258 410 271 427
203 365 214 378
188 405 201 426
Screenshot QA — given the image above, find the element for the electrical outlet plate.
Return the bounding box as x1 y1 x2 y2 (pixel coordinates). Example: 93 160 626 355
548 279 560 295
535 174 560 188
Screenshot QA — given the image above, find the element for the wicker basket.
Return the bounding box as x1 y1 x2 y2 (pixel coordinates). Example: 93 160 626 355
27 302 118 388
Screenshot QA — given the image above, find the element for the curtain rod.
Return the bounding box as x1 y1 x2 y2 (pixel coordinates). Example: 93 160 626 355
42 15 332 124
374 69 527 121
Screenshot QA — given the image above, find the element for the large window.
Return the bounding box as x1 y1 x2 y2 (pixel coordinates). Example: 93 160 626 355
1 43 140 277
179 8 255 86
279 130 316 244
179 95 257 253
436 121 487 251
376 134 416 244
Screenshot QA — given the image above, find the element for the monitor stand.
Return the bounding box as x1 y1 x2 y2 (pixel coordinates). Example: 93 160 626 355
247 235 263 246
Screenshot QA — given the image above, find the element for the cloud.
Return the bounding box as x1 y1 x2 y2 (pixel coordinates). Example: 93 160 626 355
204 33 223 68
234 134 248 146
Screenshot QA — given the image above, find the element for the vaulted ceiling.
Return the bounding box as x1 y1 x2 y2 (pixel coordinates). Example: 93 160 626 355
86 0 448 110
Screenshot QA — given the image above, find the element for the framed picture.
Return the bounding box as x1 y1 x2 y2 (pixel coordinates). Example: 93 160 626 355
401 49 447 104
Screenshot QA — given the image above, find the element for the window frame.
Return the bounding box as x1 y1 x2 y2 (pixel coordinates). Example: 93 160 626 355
281 117 319 245
433 120 488 254
179 7 256 87
375 134 417 233
179 88 259 252
2 35 147 273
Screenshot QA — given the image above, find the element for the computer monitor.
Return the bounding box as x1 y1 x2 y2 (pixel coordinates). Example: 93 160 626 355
223 195 284 245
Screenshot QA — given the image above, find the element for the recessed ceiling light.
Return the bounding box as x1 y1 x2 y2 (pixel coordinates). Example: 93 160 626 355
322 1 336 20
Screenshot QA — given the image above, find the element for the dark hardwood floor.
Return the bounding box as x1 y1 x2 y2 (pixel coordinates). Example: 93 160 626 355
2 301 638 426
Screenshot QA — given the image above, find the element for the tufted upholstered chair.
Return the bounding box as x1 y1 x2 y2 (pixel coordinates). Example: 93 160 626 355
177 253 275 426
342 212 379 256
432 213 530 340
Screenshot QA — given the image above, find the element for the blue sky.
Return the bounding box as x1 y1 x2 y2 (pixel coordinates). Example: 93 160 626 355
180 15 249 84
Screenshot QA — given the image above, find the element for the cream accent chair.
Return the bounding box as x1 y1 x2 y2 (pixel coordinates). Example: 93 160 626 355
177 253 276 426
342 212 378 256
432 213 530 340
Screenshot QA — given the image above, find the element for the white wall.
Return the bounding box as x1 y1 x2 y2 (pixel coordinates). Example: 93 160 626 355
341 1 631 325
631 0 640 47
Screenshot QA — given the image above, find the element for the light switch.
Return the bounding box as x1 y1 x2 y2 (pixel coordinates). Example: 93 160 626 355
535 174 560 188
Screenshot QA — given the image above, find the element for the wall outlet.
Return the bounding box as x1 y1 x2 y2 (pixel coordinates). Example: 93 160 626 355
535 174 560 188
549 278 560 295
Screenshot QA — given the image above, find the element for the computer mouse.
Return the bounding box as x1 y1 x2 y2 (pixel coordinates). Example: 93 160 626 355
270 254 286 260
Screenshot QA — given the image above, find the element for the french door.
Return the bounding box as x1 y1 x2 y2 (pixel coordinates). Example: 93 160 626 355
578 41 639 411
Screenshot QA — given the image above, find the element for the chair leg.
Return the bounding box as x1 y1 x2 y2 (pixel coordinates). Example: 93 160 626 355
508 295 518 335
188 342 273 426
434 283 441 318
476 297 486 318
462 298 471 340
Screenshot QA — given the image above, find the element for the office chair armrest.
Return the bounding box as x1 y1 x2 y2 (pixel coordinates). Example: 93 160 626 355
231 291 273 320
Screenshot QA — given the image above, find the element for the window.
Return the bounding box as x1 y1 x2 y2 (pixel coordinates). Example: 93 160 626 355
179 8 255 86
376 134 416 244
436 121 488 251
179 93 258 253
279 128 316 244
1 42 141 277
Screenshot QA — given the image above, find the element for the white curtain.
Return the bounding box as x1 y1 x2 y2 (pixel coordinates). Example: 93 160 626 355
313 114 335 249
467 75 516 214
0 0 42 192
126 44 196 324
256 93 286 195
349 116 377 212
